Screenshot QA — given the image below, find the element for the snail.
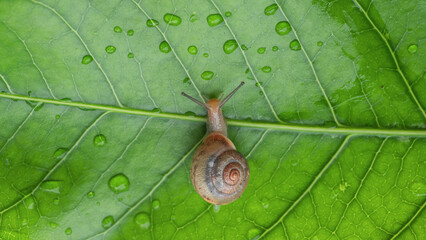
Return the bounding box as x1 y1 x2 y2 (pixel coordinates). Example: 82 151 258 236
181 82 249 205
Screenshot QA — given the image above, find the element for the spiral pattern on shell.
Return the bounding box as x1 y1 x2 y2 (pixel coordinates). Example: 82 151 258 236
191 132 249 205
211 150 249 195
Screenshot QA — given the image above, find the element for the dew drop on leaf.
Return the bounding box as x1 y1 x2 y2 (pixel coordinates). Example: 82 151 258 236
24 197 35 210
65 227 72 235
108 173 130 193
94 134 107 147
183 77 191 85
55 114 60 119
87 191 95 199
134 213 150 229
113 26 122 33
152 199 160 209
152 108 161 113
225 11 232 17
105 45 116 54
127 29 134 36
259 91 264 95
264 3 278 16
289 39 301 51
272 46 279 52
159 41 171 53
241 44 248 50
163 13 182 26
81 55 93 64
317 41 324 47
128 52 134 58
223 39 238 54
255 82 263 87
261 66 272 73
408 44 418 53
53 148 68 159
248 228 261 240
146 19 159 27
187 45 198 55
50 222 58 229
275 21 291 35
257 47 266 54
207 14 224 27
102 215 114 229
40 181 62 194
184 111 196 117
189 14 199 22
203 53 209 58
201 71 214 80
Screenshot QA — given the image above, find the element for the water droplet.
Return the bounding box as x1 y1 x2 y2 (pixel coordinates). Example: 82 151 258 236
24 197 35 210
241 44 248 50
96 201 100 206
81 55 93 64
339 182 349 192
409 181 426 196
94 134 107 147
105 45 116 54
87 191 95 199
146 19 159 27
275 21 291 35
152 200 160 209
245 68 250 74
183 77 191 85
152 108 161 113
264 3 278 16
40 181 62 194
55 114 60 119
408 44 418 53
225 11 232 17
164 13 182 26
223 39 238 54
53 148 68 159
261 66 272 73
53 198 60 205
201 71 214 80
159 41 171 53
272 46 279 52
184 111 196 117
127 29 134 36
108 173 130 194
102 215 114 229
203 53 209 58
290 39 301 51
257 47 266 54
317 41 323 47
259 91 263 95
248 228 261 240
207 14 224 27
21 218 29 226
187 45 198 55
65 227 72 235
213 205 220 213
113 26 122 33
50 222 58 229
189 14 199 22
128 52 134 58
134 212 150 229
255 82 263 87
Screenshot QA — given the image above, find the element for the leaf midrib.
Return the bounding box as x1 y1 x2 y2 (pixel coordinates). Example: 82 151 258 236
1 93 425 137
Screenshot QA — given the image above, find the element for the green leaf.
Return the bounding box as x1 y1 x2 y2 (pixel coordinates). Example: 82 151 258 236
0 0 425 239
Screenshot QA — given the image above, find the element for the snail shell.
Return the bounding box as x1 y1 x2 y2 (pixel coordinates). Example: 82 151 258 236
182 82 249 205
191 132 249 205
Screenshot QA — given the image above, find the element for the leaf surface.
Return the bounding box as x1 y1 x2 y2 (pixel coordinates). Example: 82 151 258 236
0 0 425 239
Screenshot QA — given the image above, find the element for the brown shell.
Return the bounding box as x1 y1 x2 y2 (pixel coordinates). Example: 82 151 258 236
191 132 249 205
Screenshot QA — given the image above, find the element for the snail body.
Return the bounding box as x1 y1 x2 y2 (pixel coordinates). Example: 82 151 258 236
182 82 249 205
